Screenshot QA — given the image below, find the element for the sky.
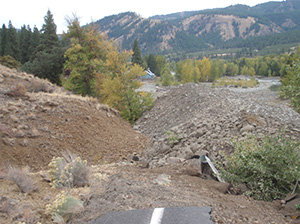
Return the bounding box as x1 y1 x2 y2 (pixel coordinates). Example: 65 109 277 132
1 0 284 33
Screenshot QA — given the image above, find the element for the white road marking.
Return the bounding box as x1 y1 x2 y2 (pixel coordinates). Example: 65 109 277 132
150 208 165 224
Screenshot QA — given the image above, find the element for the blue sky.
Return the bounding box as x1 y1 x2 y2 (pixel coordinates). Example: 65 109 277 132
0 0 283 33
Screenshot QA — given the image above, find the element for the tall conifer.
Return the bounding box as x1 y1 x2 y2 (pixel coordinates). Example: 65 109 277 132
132 39 143 67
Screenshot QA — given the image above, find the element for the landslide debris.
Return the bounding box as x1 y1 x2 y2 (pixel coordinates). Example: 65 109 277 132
0 65 150 170
134 82 300 167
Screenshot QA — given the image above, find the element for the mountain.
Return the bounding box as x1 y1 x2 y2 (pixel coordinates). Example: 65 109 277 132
94 0 300 57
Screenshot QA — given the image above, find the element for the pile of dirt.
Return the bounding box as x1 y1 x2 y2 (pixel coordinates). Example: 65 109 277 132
134 82 300 167
0 65 150 170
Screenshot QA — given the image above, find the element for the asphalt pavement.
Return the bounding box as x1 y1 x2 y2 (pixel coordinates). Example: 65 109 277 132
89 206 213 224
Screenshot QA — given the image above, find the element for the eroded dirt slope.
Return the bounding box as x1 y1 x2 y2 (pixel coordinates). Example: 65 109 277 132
0 65 150 170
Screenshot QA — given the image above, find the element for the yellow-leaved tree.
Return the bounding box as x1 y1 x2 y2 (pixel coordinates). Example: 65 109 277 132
63 16 153 123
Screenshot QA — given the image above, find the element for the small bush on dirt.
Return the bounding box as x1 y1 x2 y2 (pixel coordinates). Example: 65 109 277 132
27 80 53 93
219 132 300 201
5 166 36 193
48 155 90 188
296 204 300 211
6 84 27 98
164 130 179 145
46 191 84 223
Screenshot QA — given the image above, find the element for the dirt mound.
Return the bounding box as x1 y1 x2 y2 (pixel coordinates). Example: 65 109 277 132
134 82 300 166
0 65 150 170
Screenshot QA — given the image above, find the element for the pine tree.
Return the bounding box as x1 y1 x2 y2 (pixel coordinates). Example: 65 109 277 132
7 21 20 60
29 26 40 55
131 39 143 67
39 10 59 52
19 25 32 64
0 24 6 56
22 10 63 85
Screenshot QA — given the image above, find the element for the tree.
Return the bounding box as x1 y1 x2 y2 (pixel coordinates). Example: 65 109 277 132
146 54 158 75
0 24 7 56
22 10 63 85
19 25 32 64
131 39 143 67
199 57 211 82
63 17 108 96
280 45 300 112
64 16 153 123
39 10 59 52
155 55 167 77
161 66 174 86
30 26 41 56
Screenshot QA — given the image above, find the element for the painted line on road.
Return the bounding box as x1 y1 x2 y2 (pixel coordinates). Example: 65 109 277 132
150 208 165 224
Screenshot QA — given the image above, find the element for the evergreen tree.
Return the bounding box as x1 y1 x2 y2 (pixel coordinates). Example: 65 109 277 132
39 10 59 52
6 21 19 60
146 54 158 75
22 10 63 85
29 26 41 56
131 39 143 67
1 24 8 56
19 25 32 64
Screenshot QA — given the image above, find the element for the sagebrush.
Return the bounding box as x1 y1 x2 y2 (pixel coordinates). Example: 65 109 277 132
48 154 90 188
46 191 84 223
5 166 36 193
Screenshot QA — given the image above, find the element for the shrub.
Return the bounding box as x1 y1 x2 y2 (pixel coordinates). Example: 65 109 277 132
6 84 27 98
164 130 179 145
48 155 90 188
219 132 300 201
280 60 300 113
0 55 22 69
5 166 36 193
46 191 84 223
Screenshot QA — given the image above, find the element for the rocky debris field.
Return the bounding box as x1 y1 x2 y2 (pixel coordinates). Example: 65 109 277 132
1 65 300 224
134 81 300 168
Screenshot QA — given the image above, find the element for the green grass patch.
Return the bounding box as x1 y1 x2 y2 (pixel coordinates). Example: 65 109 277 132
214 77 259 88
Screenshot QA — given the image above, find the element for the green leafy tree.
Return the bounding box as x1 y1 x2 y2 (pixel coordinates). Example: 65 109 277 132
280 46 300 112
161 66 174 86
64 16 153 123
63 17 108 96
156 55 167 77
131 39 143 67
146 54 158 75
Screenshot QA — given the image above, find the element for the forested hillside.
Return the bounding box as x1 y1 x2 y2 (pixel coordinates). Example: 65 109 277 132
94 0 300 58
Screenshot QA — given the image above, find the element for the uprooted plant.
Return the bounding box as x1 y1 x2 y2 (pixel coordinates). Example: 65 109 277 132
219 132 300 201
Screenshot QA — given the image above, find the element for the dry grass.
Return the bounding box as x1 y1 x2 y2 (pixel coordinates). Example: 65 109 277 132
5 166 36 193
5 84 27 98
